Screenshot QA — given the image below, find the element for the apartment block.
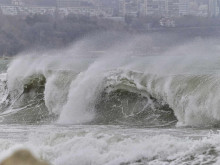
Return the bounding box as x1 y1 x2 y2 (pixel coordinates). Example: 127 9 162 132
146 0 166 16
0 0 219 18
209 0 219 17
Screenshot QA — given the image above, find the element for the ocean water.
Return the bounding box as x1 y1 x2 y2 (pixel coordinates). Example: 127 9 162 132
1 38 220 165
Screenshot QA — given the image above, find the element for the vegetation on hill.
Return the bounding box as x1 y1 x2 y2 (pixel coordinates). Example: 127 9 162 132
1 13 220 56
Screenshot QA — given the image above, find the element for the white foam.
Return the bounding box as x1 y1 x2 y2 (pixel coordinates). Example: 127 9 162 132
0 125 219 165
5 38 220 127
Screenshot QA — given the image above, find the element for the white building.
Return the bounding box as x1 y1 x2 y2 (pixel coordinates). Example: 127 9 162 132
209 0 219 17
0 0 113 17
0 5 18 15
1 6 56 16
145 0 190 17
57 6 113 17
146 0 166 16
56 0 81 8
119 0 140 16
139 0 147 16
11 0 24 6
178 0 189 16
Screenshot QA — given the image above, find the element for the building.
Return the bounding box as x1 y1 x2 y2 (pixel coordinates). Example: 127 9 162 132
0 5 18 15
146 0 166 16
166 0 179 17
0 5 56 15
119 0 140 16
178 0 189 16
0 0 113 17
55 0 113 17
160 17 175 27
56 0 81 8
0 0 219 18
138 0 147 16
11 0 24 6
209 0 219 17
146 0 189 17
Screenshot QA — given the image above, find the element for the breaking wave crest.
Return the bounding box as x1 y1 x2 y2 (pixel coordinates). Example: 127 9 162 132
0 65 178 126
1 38 220 127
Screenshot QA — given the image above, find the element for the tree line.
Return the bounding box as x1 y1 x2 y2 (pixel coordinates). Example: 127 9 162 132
0 14 129 56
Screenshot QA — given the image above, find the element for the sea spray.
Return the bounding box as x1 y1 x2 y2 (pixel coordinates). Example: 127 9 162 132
1 37 220 126
0 34 220 165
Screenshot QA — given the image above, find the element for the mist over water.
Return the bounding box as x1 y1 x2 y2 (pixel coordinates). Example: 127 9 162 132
1 33 220 164
1 33 220 127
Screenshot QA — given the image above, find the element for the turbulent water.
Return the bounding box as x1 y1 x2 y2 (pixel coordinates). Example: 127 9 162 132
2 37 220 164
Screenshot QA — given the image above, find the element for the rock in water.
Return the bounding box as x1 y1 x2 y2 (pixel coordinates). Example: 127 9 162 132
0 149 49 165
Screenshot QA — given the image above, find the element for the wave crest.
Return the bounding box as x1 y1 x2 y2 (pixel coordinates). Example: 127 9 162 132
2 53 220 127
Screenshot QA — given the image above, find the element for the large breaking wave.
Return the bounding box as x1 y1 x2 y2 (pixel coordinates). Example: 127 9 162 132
1 37 220 127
